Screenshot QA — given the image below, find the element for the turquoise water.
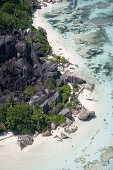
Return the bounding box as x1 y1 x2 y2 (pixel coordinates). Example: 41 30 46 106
0 0 113 169
39 0 113 169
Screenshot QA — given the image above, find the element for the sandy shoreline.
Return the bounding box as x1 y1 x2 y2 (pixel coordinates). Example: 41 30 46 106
0 6 96 154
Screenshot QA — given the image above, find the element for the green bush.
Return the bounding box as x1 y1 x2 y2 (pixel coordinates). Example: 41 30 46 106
65 102 73 109
6 104 34 134
72 82 77 88
32 106 50 131
51 114 66 125
49 101 56 109
0 0 33 29
56 84 71 95
0 104 9 124
52 54 67 65
24 86 35 96
62 92 68 103
26 29 52 54
60 57 67 64
49 103 64 115
56 84 71 103
6 97 16 107
44 78 55 90
0 124 6 134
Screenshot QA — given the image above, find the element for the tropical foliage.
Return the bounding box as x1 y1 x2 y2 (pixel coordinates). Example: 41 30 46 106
0 0 33 29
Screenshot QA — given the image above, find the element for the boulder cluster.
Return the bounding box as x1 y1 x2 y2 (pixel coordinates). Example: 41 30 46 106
0 28 58 104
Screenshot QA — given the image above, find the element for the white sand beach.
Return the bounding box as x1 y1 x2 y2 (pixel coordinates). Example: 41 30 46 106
0 6 98 170
0 5 96 152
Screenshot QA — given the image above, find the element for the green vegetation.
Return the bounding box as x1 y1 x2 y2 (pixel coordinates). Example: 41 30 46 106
45 54 67 65
56 84 71 103
60 57 67 64
0 100 66 135
72 82 78 93
26 28 52 54
49 103 64 115
44 78 55 90
24 86 35 96
0 124 6 133
65 102 73 110
52 54 67 65
50 114 66 125
49 101 56 109
0 104 9 124
0 0 33 29
72 82 77 89
32 105 50 131
6 104 34 134
62 93 68 103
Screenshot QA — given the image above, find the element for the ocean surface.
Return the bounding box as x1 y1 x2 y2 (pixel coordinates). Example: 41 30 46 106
0 0 113 169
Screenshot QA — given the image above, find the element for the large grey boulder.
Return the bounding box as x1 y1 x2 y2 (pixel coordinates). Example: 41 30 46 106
59 108 72 119
66 117 74 126
26 30 37 39
40 91 62 113
29 94 47 105
17 135 34 150
56 78 65 87
87 111 95 117
42 130 52 136
61 132 69 139
42 61 57 74
82 83 95 91
15 41 31 63
61 71 86 84
1 58 33 91
50 122 56 130
41 72 58 82
77 109 95 120
60 117 73 127
34 81 42 93
34 131 39 138
0 35 16 63
64 126 78 134
77 109 89 120
31 53 42 77
31 42 45 58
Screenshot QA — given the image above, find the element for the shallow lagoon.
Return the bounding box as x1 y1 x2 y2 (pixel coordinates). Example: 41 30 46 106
39 0 113 169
